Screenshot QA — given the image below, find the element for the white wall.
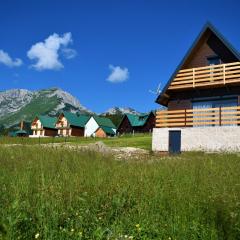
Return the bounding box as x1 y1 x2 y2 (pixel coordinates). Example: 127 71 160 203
84 117 99 137
31 119 44 136
152 126 240 152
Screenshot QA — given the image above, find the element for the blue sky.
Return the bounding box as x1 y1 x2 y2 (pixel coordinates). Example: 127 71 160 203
0 0 240 113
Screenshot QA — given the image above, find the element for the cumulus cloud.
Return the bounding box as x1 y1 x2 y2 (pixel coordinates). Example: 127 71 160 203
107 65 129 83
27 32 76 71
0 50 23 67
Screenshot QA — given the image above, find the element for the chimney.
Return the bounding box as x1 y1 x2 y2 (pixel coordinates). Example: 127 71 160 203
20 120 24 130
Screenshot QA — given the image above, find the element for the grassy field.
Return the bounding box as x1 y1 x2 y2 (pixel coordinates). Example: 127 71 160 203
0 141 240 240
0 134 152 150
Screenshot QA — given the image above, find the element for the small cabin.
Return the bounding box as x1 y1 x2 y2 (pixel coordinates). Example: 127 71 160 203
117 112 155 134
153 22 240 152
85 116 116 137
31 116 58 137
55 112 90 137
9 121 32 137
95 126 116 138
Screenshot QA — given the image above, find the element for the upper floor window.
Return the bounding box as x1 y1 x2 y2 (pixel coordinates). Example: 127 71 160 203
207 56 221 66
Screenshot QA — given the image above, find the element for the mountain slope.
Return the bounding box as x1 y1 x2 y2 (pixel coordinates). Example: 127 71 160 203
0 88 91 127
101 107 140 116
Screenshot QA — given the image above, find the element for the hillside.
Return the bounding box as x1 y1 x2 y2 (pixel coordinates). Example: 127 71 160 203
0 88 91 127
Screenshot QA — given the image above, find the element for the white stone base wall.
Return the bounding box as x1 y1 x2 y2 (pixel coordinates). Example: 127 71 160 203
152 126 240 152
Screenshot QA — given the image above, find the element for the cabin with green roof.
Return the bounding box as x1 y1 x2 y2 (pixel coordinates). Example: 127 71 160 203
55 112 90 137
31 115 58 137
117 112 155 134
85 115 116 137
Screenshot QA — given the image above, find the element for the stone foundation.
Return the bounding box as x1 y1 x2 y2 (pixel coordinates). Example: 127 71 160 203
152 126 240 152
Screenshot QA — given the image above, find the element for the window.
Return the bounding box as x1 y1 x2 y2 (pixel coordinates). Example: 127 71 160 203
192 98 238 127
207 56 221 66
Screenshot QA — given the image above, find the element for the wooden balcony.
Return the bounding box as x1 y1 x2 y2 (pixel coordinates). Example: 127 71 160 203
156 106 240 128
169 62 240 90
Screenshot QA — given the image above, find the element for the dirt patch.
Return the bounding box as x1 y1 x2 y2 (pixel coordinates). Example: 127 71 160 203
48 141 150 160
1 141 150 160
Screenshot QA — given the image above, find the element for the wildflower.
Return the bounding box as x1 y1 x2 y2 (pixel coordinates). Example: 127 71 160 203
98 216 102 220
35 233 40 239
71 228 74 232
78 231 83 236
135 224 140 228
129 236 133 239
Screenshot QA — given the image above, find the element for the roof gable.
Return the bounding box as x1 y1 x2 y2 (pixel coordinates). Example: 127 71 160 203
100 126 116 135
38 116 57 129
62 111 90 128
125 112 153 127
156 22 240 105
93 116 116 129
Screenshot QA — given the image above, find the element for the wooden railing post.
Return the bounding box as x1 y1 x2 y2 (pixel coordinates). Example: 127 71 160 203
193 68 195 88
184 109 187 127
219 106 222 126
223 64 226 85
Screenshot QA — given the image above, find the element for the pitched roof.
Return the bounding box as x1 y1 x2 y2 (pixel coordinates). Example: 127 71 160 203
62 111 90 128
92 116 116 129
38 116 57 129
15 130 27 134
124 112 152 127
100 126 116 135
156 22 240 105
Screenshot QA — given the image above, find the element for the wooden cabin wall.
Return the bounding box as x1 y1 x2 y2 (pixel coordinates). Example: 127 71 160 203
138 113 155 132
117 117 133 134
183 41 216 69
45 128 58 137
168 99 192 110
71 127 84 136
95 128 107 138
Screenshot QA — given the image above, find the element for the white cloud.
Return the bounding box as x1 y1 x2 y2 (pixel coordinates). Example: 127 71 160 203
107 65 129 83
0 50 23 67
27 32 76 71
61 48 77 59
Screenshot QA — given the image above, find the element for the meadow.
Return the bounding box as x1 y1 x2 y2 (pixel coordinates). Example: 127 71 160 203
0 134 152 150
0 136 240 239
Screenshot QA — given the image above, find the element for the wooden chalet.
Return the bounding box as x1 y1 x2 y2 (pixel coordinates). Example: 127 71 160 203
55 112 90 137
155 22 240 128
117 112 155 134
31 116 58 137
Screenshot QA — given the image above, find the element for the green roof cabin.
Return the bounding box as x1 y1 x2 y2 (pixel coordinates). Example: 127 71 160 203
117 112 155 134
31 115 58 137
55 111 90 137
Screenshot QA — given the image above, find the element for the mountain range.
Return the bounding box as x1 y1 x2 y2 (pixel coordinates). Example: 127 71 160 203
0 88 141 128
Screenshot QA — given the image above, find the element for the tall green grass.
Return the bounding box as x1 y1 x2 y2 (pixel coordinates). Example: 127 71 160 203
0 146 240 239
0 134 152 150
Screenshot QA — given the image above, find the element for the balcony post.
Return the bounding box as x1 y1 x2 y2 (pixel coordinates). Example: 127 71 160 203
219 107 222 126
193 68 195 88
184 109 187 127
223 64 226 85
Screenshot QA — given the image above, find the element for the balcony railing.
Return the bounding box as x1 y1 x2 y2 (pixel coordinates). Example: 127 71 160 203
156 106 240 128
169 62 240 90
